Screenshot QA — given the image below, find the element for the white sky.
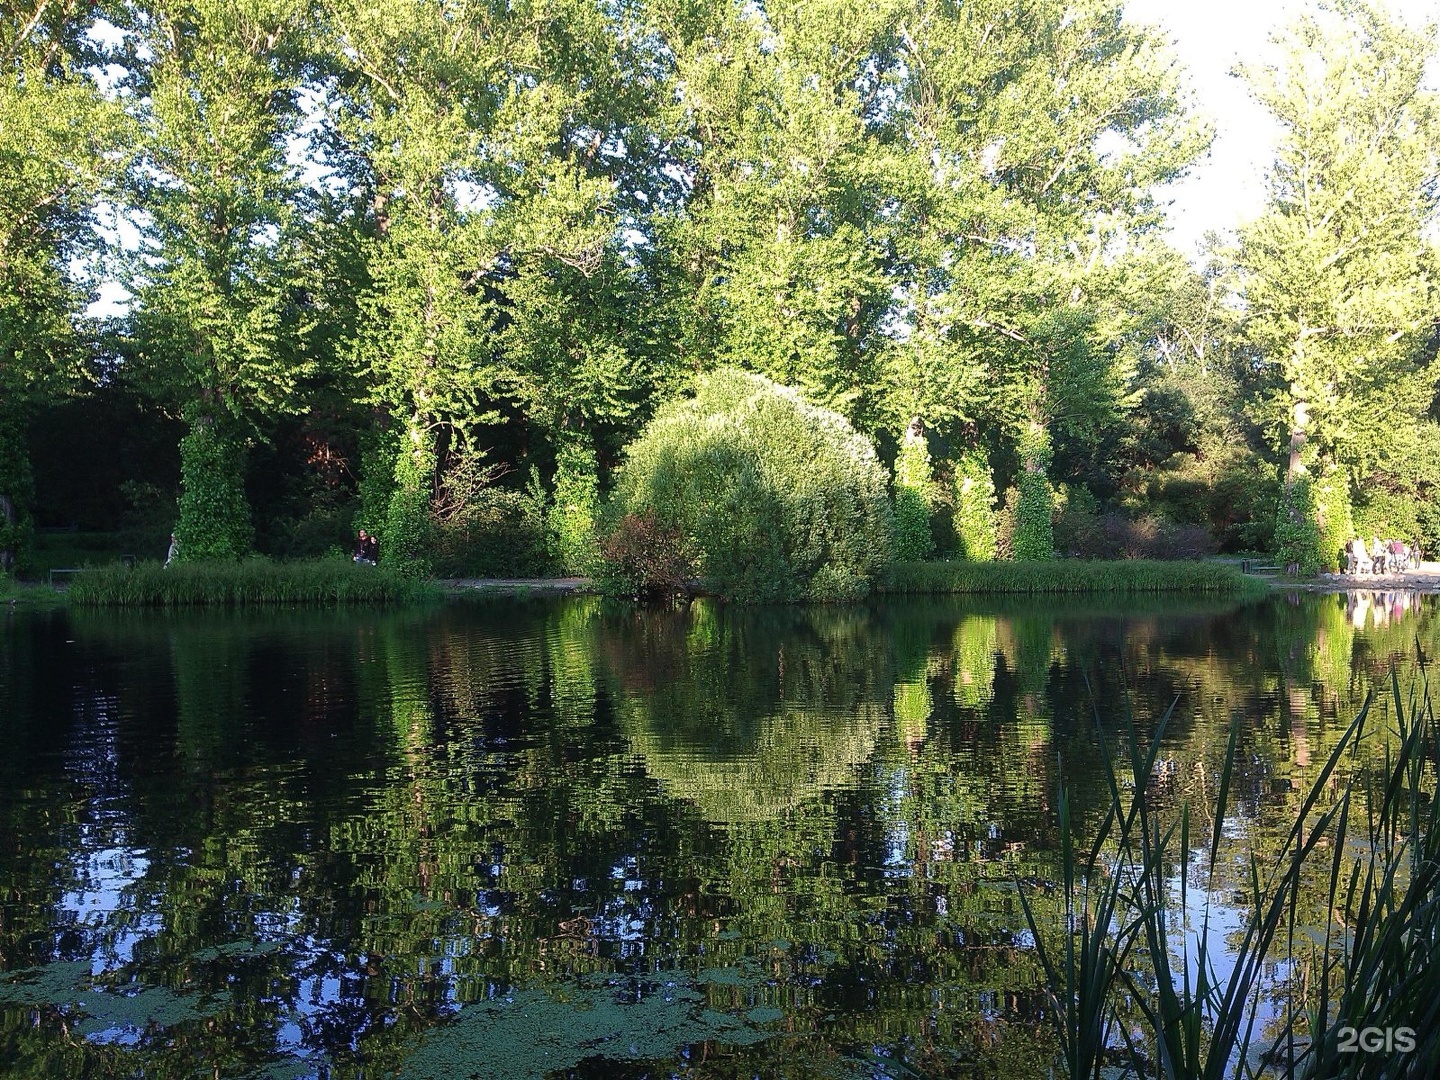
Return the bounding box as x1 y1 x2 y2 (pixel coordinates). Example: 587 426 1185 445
1126 0 1440 254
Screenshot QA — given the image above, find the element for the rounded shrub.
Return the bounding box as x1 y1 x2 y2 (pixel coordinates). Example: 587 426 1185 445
610 368 892 602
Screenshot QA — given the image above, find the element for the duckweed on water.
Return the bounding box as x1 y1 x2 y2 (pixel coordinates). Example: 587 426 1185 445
398 970 783 1080
0 960 226 1038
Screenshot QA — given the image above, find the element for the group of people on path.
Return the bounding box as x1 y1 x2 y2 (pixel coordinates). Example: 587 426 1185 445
1345 536 1421 575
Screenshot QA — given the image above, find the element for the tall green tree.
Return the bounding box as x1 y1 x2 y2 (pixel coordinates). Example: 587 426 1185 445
890 0 1208 490
657 0 904 423
119 0 315 560
1238 0 1440 568
324 0 675 569
0 0 121 571
322 0 506 567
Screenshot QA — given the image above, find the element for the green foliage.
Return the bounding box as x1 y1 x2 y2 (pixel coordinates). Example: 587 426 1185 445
1 1 123 574
1238 1 1440 487
1353 488 1422 547
995 485 1021 561
886 559 1264 596
6 0 1439 591
1314 469 1353 574
1053 507 1214 561
1014 471 1056 561
67 558 437 606
548 442 602 576
613 369 892 602
355 428 399 538
121 0 316 423
953 449 998 562
1013 426 1055 561
382 423 435 576
431 492 551 579
0 413 34 574
1142 449 1280 555
175 419 251 562
1274 477 1322 577
891 428 935 562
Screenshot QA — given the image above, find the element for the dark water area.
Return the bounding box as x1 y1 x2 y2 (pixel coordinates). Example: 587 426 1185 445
1 591 1434 1079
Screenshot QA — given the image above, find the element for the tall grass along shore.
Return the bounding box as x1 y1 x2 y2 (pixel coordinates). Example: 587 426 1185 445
885 559 1267 596
1021 675 1440 1079
67 559 437 607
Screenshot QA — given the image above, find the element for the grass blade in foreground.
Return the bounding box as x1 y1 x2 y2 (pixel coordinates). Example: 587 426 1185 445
1023 674 1437 1080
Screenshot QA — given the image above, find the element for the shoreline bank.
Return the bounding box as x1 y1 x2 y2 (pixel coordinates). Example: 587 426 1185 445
13 559 1440 609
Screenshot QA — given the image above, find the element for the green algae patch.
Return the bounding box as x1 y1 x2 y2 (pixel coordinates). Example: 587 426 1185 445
73 983 225 1040
0 960 94 1006
189 938 286 963
0 961 225 1040
399 974 783 1080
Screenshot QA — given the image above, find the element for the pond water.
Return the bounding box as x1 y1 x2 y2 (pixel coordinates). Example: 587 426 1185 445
1 590 1434 1079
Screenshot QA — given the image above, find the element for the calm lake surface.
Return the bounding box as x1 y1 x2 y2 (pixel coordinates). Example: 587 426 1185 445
1 591 1434 1079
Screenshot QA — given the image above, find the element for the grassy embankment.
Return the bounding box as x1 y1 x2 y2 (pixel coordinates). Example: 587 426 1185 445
67 559 437 607
0 575 67 608
885 559 1268 597
23 552 1267 606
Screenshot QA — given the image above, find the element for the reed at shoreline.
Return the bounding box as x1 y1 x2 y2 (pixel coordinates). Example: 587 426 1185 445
66 559 438 606
884 559 1267 596
1022 675 1440 1078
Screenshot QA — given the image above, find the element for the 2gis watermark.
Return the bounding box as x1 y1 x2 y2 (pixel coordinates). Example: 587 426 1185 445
1337 1026 1417 1054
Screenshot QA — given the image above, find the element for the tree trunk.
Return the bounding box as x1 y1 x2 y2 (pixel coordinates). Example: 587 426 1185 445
1287 394 1308 482
0 490 14 573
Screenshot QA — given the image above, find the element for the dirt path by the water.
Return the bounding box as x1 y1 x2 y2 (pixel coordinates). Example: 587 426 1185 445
442 577 592 593
1275 561 1440 593
440 564 1440 597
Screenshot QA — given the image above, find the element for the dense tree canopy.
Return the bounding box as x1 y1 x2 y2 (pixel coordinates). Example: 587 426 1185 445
4 0 1439 575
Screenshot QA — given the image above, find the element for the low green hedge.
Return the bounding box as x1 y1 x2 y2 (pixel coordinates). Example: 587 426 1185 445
884 559 1267 596
67 558 438 606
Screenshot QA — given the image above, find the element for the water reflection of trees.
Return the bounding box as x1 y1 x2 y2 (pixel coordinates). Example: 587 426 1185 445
1 593 1435 1076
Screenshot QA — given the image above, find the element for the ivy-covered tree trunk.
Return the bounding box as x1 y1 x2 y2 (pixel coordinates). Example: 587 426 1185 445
953 448 997 562
382 414 436 575
355 425 399 538
1275 476 1320 577
1286 394 1308 484
892 420 934 562
1314 467 1352 574
0 409 34 574
1013 423 1054 561
175 415 251 562
549 440 601 576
